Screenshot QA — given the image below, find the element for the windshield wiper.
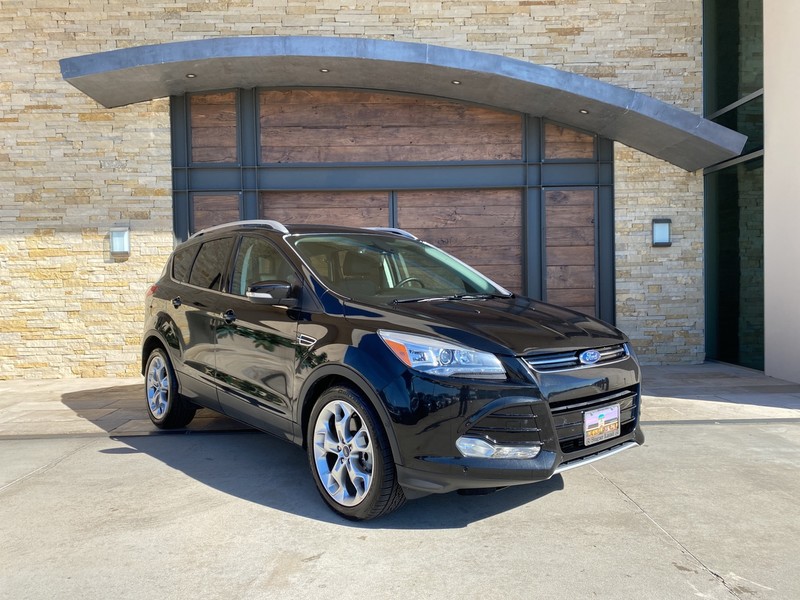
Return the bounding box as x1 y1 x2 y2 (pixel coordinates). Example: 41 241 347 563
449 293 513 300
393 292 513 304
392 296 449 304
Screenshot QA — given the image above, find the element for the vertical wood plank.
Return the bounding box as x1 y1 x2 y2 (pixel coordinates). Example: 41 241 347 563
190 92 238 164
545 188 597 314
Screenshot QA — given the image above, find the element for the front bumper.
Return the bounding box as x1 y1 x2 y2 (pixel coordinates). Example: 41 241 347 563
383 357 644 499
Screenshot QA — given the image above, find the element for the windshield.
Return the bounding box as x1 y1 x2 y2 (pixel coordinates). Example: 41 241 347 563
290 233 511 303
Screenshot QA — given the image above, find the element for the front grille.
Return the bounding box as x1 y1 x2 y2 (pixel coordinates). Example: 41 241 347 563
524 344 629 372
549 387 639 454
465 405 542 446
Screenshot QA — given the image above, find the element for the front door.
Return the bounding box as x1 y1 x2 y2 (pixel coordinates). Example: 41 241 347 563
214 235 299 437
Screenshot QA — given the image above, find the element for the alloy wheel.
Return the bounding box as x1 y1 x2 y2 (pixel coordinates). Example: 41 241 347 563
312 399 374 507
146 354 170 419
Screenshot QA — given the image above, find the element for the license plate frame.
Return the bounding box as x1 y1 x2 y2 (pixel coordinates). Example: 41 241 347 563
583 404 621 446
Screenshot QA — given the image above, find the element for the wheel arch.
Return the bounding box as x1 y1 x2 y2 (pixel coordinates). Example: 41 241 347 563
141 331 172 376
297 365 403 466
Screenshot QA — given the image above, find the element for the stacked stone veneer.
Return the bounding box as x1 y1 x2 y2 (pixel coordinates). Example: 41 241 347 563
0 0 704 378
614 147 705 364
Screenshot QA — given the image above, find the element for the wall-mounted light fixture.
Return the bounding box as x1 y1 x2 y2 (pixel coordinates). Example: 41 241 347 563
110 226 130 259
652 218 672 247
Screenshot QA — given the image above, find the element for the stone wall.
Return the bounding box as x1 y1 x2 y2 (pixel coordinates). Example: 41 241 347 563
0 0 704 378
614 146 705 365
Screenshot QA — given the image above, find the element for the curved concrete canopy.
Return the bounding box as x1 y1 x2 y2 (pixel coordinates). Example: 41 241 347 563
60 36 745 171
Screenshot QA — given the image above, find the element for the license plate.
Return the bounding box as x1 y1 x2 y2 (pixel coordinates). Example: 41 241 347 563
583 404 621 446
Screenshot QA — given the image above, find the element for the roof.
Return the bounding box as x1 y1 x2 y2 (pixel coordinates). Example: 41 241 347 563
59 36 746 171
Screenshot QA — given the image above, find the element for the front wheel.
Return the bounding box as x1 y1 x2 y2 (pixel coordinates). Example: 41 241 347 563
145 347 196 429
307 386 406 520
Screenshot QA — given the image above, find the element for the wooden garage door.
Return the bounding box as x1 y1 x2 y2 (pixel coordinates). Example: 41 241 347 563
260 189 521 293
545 189 596 316
182 91 605 316
260 191 390 227
396 189 523 294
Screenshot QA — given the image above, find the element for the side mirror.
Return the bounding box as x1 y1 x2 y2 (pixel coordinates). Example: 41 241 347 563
246 281 297 307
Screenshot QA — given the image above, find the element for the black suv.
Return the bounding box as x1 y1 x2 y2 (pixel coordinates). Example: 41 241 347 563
143 220 643 520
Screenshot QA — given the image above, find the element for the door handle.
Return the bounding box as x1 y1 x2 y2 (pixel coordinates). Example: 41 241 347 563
222 309 237 324
297 334 317 348
171 297 182 308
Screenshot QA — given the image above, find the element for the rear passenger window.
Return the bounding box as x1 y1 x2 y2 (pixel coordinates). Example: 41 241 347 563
188 238 234 290
171 245 198 283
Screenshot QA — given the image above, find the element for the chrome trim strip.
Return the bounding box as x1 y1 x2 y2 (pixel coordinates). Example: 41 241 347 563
190 219 289 238
524 344 629 373
366 227 418 240
554 440 639 474
297 334 317 348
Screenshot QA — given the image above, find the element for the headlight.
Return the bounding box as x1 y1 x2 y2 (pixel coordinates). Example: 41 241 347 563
378 330 506 379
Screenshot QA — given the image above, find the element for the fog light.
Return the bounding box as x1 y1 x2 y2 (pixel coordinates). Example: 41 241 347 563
456 436 542 459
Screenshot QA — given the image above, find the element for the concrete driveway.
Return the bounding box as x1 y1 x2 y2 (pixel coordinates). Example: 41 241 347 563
1 364 798 600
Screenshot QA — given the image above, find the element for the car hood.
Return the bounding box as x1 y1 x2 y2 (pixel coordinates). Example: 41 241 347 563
344 295 626 356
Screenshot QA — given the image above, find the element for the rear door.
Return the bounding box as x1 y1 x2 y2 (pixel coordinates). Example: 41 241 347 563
175 236 235 410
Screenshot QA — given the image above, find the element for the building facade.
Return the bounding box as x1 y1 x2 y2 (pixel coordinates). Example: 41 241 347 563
3 1 783 382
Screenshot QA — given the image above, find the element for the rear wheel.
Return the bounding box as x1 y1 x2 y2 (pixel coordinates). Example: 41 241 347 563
145 347 196 429
307 386 406 520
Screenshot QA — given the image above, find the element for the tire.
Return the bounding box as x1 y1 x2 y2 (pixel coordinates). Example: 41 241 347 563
307 386 406 521
144 347 197 429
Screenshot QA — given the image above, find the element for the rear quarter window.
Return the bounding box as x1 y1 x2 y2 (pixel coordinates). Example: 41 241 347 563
171 245 198 283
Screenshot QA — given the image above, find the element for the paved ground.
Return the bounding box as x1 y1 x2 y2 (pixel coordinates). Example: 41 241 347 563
1 363 799 599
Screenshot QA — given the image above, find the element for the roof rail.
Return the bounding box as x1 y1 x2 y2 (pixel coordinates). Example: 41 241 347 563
366 227 418 240
190 219 290 239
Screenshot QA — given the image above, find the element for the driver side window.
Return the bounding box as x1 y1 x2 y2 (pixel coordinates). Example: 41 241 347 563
231 236 296 297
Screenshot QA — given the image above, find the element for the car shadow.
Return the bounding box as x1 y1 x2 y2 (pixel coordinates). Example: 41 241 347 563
102 431 563 529
61 383 563 528
60 382 252 435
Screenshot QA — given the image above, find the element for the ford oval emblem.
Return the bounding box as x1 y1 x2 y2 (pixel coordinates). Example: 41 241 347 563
579 349 601 365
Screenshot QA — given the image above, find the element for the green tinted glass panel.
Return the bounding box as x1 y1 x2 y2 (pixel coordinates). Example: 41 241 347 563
705 158 764 370
704 0 763 114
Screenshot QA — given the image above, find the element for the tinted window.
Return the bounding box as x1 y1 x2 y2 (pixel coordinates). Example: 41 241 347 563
171 245 198 283
188 238 234 290
291 233 509 302
231 236 297 296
